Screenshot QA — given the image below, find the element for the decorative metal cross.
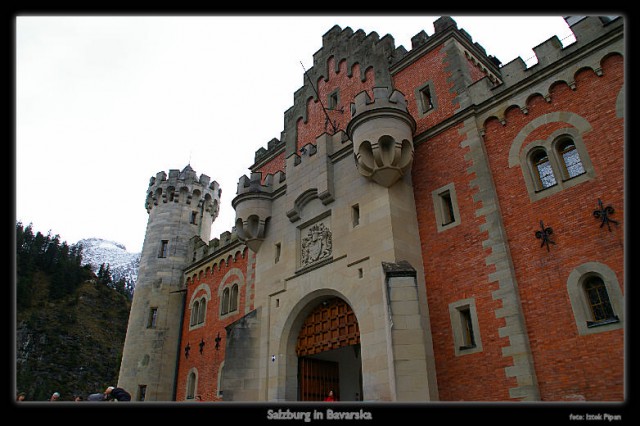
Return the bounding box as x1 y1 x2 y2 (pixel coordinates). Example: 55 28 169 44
199 338 205 354
184 343 191 358
535 220 555 251
215 333 221 351
593 198 618 231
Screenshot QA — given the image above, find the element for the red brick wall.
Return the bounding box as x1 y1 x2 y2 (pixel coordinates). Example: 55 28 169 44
296 57 376 153
408 49 624 401
175 247 254 401
482 54 624 401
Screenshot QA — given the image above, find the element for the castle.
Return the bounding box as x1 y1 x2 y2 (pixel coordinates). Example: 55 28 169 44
117 16 624 402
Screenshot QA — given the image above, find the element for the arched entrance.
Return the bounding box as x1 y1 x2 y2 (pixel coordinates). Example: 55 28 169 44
295 297 363 401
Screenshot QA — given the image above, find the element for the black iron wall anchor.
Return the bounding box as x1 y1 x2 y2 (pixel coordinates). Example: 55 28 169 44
593 198 618 231
199 338 205 354
184 343 191 359
214 333 221 350
535 220 556 251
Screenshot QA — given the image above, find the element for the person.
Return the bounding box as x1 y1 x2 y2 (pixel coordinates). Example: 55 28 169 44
16 392 26 401
324 390 335 401
74 395 84 402
50 392 61 401
87 392 106 401
105 386 131 401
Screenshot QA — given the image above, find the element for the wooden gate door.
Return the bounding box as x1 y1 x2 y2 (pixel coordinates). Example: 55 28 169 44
296 297 360 401
298 357 339 401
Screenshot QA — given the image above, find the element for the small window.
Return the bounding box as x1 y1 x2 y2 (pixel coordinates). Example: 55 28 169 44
419 85 434 112
137 385 146 402
459 307 476 349
147 307 158 329
352 204 360 227
566 262 624 336
186 371 196 400
557 139 585 179
230 284 239 312
197 297 207 324
432 183 461 232
584 276 619 327
221 288 230 315
275 243 281 264
438 191 455 226
531 149 557 190
190 301 199 326
449 298 482 356
190 211 198 225
328 90 339 110
159 240 169 258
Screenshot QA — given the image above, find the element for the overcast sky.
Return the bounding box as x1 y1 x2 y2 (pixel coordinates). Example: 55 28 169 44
15 15 577 254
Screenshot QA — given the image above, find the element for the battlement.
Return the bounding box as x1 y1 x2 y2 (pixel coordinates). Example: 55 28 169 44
350 86 410 117
145 164 221 219
467 16 622 107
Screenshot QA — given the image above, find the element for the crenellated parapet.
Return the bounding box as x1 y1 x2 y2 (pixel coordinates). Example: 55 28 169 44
346 87 416 187
284 130 347 222
466 16 623 126
145 164 221 220
232 170 285 252
281 25 407 158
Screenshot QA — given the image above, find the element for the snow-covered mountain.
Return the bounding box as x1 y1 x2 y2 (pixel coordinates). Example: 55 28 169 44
77 238 140 286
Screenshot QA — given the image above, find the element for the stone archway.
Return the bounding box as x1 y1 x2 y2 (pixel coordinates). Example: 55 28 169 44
295 297 362 401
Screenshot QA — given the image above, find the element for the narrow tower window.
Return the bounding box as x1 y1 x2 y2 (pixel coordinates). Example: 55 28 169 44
159 240 169 258
137 385 147 402
352 204 360 227
190 211 198 224
147 307 158 329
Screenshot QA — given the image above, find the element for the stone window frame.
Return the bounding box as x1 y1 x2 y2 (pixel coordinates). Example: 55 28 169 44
188 284 211 330
432 182 461 232
449 298 483 356
185 368 198 400
327 89 340 111
566 262 624 336
520 128 594 202
415 80 438 117
147 307 158 329
218 268 246 319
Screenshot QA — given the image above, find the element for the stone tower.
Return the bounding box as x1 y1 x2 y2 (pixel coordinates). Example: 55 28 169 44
118 165 220 401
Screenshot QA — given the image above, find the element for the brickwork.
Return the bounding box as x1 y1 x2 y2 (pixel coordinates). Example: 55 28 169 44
481 54 624 401
174 247 253 401
124 16 624 403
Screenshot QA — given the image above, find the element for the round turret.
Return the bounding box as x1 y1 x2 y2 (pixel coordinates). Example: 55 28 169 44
346 87 416 187
118 164 220 401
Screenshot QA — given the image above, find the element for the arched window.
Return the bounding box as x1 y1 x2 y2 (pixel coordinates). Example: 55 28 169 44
197 297 206 324
566 263 623 335
531 148 557 190
518 125 595 201
186 371 197 400
230 284 239 312
190 300 200 326
583 276 618 327
557 138 585 179
221 288 230 315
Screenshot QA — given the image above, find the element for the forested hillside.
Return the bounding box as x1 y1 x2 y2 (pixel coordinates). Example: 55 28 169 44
15 222 131 401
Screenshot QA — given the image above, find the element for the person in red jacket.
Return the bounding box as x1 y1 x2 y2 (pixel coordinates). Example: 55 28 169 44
324 390 335 401
105 386 131 401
